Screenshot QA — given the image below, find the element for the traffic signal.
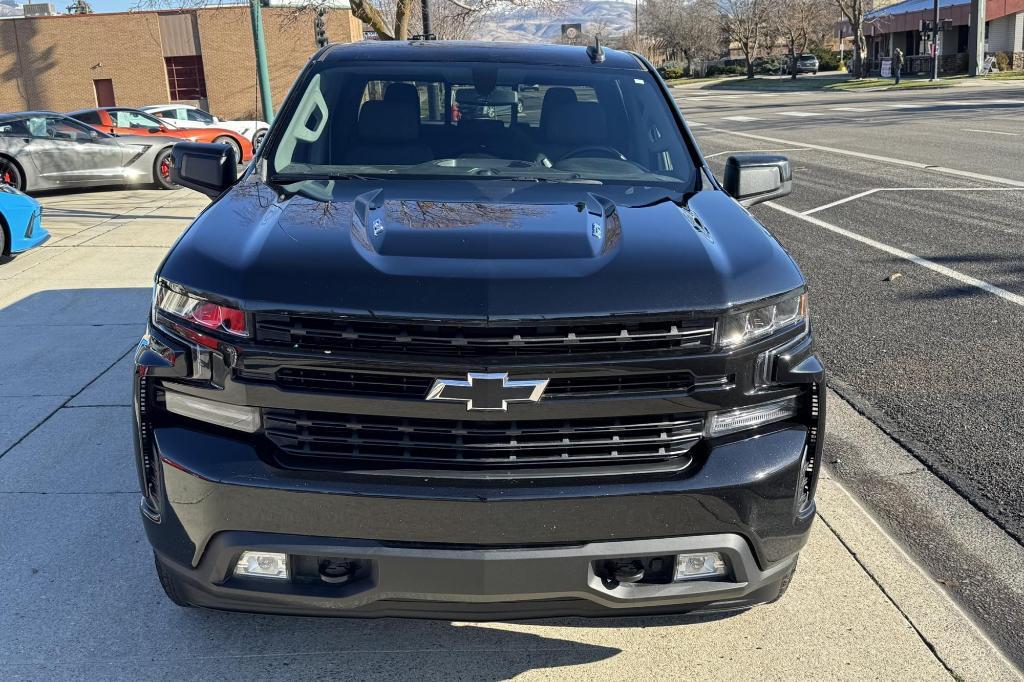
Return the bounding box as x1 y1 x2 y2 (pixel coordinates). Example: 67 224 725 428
314 7 328 48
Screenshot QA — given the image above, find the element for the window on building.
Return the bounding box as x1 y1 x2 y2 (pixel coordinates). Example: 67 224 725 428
165 56 207 101
93 79 116 107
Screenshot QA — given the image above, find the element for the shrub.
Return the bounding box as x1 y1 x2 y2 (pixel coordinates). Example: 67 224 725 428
811 47 842 72
658 65 689 80
995 51 1010 71
706 64 746 77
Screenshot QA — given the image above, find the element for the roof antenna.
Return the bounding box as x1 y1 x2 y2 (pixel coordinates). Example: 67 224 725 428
587 35 605 63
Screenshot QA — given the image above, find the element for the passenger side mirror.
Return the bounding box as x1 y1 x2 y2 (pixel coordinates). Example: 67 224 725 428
723 154 792 207
148 127 162 134
170 141 237 198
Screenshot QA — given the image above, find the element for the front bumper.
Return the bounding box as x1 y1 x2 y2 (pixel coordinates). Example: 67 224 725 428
143 421 815 617
156 532 799 619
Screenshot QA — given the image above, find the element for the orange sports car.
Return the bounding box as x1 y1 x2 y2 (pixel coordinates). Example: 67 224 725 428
68 107 254 163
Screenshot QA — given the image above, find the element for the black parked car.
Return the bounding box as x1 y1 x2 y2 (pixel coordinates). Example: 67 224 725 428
135 40 824 618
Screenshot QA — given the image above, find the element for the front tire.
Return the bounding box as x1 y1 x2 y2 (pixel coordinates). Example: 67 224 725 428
769 557 799 604
152 148 176 190
154 553 192 608
0 156 24 192
214 135 241 165
252 129 267 152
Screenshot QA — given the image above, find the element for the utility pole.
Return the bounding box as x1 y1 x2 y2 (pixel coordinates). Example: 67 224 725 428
421 0 432 37
249 0 274 124
968 0 985 75
930 0 940 80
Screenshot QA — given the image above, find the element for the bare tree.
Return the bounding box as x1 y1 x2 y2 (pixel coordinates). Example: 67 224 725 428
833 0 866 77
135 0 569 41
772 0 832 77
718 0 774 79
641 0 722 74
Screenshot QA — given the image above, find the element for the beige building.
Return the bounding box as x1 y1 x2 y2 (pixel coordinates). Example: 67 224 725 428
0 5 363 120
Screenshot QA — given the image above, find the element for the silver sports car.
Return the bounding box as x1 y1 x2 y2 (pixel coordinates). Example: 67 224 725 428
0 111 180 192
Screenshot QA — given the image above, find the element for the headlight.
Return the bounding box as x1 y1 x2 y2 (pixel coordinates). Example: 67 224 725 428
719 292 807 349
154 283 249 337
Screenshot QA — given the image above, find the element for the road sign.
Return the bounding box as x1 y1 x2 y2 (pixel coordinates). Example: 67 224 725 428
561 23 582 43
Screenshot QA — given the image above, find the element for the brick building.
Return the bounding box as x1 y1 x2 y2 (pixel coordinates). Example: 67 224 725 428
0 5 363 120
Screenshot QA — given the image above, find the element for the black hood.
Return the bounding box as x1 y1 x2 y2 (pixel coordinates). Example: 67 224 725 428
159 178 804 320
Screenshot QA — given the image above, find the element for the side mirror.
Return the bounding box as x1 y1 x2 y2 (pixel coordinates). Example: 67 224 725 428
212 116 220 122
148 127 162 134
723 154 792 207
170 141 237 198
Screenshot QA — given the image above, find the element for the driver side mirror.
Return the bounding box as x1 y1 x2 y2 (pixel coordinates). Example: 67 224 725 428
170 141 237 198
723 154 792 207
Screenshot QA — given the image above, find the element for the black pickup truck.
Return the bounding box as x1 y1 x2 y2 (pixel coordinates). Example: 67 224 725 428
133 40 824 618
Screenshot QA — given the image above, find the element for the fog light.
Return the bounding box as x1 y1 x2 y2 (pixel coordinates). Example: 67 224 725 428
674 552 727 581
164 390 261 433
706 396 799 438
234 551 289 580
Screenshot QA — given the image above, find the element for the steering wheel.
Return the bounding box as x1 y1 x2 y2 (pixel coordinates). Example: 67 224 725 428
559 146 627 162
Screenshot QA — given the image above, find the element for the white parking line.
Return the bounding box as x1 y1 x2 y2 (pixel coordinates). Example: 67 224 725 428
962 128 1020 137
802 187 1024 215
686 121 706 127
723 115 762 122
765 202 1024 307
702 127 1024 187
704 147 810 158
778 111 823 117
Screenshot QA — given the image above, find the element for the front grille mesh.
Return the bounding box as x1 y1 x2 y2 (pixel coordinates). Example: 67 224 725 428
264 409 703 471
236 365 730 400
253 313 717 358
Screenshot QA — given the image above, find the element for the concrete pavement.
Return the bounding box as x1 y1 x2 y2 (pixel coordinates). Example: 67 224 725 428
0 185 1018 679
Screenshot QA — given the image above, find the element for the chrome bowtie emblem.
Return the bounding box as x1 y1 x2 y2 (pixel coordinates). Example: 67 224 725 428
372 218 384 236
426 372 548 411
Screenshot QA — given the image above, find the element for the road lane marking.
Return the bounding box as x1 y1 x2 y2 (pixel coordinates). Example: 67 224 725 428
802 189 880 214
686 121 706 127
778 111 823 117
723 115 762 122
765 201 1024 307
701 127 1024 187
884 103 925 108
802 187 1024 215
704 147 810 158
831 107 875 112
962 128 1020 137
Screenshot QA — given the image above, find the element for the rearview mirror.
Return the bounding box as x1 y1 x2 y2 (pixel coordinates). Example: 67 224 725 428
723 154 792 207
170 141 237 198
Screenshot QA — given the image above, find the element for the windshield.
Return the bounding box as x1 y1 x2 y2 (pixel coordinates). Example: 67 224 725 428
269 61 696 189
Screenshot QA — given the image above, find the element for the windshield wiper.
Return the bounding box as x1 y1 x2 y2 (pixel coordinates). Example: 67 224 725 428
268 172 373 183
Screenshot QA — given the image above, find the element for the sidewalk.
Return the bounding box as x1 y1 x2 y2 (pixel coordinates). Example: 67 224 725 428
0 188 1019 679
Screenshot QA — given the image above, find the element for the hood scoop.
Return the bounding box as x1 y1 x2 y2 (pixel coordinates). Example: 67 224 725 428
350 192 619 261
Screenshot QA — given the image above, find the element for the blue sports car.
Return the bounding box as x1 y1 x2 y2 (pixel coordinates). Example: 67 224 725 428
0 184 49 260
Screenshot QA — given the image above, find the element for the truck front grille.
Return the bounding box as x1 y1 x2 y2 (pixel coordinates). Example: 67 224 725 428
237 366 731 399
263 409 703 471
253 313 717 358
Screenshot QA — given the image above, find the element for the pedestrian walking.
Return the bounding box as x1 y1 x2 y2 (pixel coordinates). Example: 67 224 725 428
893 48 904 85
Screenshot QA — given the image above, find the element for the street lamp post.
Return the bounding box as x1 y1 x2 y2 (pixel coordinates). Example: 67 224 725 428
930 0 940 81
249 0 274 125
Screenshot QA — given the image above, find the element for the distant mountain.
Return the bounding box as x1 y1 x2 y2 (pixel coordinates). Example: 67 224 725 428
476 1 635 43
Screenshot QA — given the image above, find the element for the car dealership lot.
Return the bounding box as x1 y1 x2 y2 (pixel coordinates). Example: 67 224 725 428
0 180 1019 679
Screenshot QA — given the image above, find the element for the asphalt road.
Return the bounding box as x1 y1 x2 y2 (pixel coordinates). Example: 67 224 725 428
675 78 1024 661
